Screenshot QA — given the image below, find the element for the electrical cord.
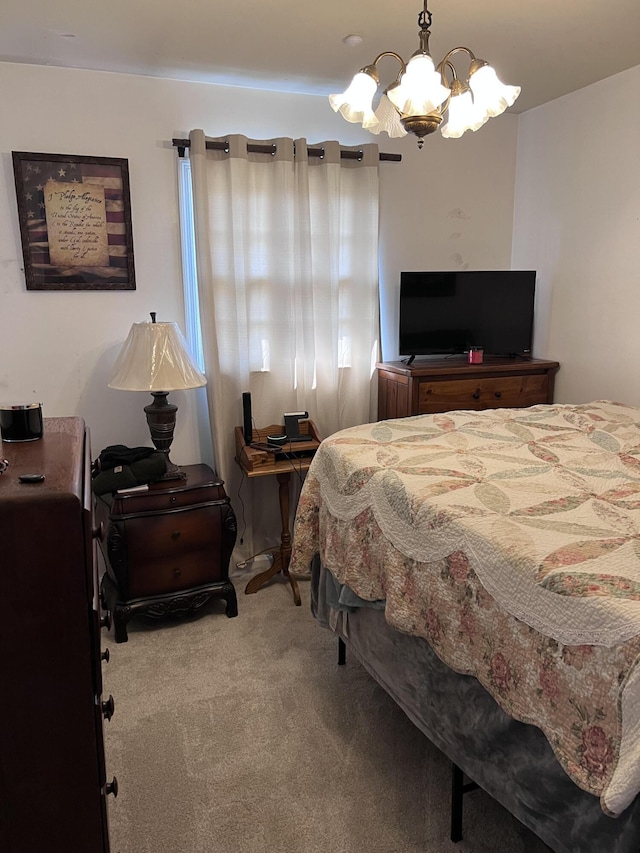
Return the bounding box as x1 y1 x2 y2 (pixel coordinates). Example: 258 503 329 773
272 447 307 485
235 465 247 545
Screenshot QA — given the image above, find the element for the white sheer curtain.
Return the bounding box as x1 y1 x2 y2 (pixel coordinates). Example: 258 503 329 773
188 129 380 557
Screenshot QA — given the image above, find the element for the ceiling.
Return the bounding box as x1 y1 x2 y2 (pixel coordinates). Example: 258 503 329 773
1 0 639 113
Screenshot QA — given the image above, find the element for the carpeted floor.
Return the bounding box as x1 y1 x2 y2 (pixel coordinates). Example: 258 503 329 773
102 570 550 853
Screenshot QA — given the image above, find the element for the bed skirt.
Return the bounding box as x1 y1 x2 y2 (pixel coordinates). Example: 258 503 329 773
310 561 640 853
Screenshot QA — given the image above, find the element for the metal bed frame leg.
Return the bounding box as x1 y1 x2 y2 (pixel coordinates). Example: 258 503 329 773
333 640 548 850
336 639 494 847
451 762 479 843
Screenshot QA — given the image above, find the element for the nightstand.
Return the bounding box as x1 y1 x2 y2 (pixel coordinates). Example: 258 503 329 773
96 463 237 642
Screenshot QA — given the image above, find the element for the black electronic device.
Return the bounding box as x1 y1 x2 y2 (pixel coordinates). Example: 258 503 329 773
18 473 45 483
266 434 288 447
284 411 309 441
399 270 536 359
242 392 253 445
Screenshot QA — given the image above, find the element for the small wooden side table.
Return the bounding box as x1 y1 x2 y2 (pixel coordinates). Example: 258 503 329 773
235 421 321 606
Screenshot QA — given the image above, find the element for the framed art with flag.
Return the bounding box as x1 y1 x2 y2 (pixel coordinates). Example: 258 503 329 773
12 151 136 291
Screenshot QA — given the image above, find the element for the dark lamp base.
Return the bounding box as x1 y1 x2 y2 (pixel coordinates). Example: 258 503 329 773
143 390 186 480
159 454 187 481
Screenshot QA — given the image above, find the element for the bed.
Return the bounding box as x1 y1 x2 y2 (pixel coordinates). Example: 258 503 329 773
289 401 640 853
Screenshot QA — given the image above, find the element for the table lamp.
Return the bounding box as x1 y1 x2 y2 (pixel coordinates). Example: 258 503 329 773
108 313 206 479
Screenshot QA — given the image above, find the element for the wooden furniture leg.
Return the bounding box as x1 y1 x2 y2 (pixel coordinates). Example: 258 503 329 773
244 471 301 605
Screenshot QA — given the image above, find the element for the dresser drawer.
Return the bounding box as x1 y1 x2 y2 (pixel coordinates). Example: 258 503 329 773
418 373 550 413
377 359 559 420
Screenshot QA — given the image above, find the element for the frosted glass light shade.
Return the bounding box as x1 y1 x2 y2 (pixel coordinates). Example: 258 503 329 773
367 94 408 137
387 54 450 116
329 71 378 124
441 89 489 138
469 64 521 118
108 321 206 391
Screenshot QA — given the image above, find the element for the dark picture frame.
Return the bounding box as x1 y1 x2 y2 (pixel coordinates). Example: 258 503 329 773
12 151 136 291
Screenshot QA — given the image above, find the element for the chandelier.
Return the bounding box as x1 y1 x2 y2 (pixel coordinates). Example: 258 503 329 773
329 1 521 148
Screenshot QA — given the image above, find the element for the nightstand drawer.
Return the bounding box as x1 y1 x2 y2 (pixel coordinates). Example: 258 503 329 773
418 373 549 413
111 480 226 515
124 505 222 597
129 553 217 598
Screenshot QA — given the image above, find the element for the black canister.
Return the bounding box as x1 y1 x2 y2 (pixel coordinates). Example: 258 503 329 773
0 403 44 442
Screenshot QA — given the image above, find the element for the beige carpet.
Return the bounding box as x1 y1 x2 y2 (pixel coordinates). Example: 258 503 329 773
102 571 550 853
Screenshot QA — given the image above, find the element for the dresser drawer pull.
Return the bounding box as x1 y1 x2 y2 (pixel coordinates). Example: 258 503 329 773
170 496 177 504
171 530 181 539
472 390 481 400
101 648 110 664
104 777 119 798
102 695 115 721
173 568 182 578
494 391 502 399
100 610 112 631
92 522 104 541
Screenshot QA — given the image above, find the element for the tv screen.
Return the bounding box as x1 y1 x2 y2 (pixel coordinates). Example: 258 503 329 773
399 270 536 358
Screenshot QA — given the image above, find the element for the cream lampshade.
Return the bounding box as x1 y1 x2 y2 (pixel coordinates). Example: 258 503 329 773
108 312 206 479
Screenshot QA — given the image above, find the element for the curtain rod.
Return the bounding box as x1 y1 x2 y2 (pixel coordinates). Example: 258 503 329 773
172 138 401 162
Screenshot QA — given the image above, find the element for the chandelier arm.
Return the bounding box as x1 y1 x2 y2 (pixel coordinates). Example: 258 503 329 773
436 46 477 78
440 59 458 83
433 60 456 115
371 51 407 77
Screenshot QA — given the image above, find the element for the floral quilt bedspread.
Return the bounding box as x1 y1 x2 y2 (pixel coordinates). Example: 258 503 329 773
290 401 640 816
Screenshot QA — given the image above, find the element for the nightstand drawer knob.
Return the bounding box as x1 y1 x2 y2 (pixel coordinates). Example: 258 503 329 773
170 496 177 504
102 694 115 721
92 522 104 541
104 776 119 798
171 530 181 539
173 568 182 578
494 391 502 399
100 611 112 631
101 648 110 663
472 390 481 400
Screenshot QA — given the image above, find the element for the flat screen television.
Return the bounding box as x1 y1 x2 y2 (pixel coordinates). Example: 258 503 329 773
399 270 536 358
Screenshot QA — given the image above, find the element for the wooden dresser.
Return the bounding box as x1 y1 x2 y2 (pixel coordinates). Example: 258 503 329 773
376 357 560 420
0 417 114 852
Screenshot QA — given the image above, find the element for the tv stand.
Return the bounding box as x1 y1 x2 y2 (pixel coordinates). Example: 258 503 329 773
376 357 559 420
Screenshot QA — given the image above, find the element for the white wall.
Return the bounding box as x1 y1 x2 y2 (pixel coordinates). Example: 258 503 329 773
0 61 517 465
379 116 519 361
512 65 640 405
